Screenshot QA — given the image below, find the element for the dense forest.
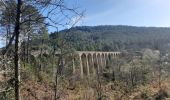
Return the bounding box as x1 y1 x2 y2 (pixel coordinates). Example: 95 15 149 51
1 0 170 100
50 25 170 51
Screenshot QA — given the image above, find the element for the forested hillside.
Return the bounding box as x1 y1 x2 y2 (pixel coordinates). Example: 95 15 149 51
50 25 170 51
2 0 170 99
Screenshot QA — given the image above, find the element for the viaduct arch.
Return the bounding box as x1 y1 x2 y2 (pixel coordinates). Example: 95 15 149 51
74 51 121 78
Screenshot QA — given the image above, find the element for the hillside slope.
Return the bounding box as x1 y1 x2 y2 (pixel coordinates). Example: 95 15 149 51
50 25 170 51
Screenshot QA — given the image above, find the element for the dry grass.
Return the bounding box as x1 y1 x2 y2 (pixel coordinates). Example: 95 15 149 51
20 78 170 100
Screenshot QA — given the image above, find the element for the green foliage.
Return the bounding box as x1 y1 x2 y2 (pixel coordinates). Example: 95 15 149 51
0 89 14 100
106 51 154 88
37 71 54 83
50 25 170 51
22 63 36 80
0 78 15 100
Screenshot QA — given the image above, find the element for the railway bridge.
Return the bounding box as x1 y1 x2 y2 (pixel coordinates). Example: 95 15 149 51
75 51 121 77
31 51 121 78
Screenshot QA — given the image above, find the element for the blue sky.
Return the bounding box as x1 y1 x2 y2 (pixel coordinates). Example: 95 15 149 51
75 0 170 27
1 0 170 47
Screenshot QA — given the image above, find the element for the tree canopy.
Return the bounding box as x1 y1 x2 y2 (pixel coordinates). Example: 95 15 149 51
50 25 170 51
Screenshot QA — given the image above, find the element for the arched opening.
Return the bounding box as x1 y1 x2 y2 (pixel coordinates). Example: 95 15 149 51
88 54 93 74
111 54 114 60
93 53 98 73
102 53 106 68
106 53 112 68
81 53 87 75
110 54 114 66
97 54 102 73
105 54 109 68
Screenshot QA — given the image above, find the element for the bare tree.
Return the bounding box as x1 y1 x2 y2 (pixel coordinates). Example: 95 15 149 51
0 0 83 100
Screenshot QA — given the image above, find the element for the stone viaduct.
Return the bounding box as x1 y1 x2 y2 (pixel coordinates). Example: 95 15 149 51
74 51 121 78
31 51 121 78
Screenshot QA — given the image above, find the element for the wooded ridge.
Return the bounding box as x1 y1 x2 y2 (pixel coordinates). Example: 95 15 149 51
49 25 170 51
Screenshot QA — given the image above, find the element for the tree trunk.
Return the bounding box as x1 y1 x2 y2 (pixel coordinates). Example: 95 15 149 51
14 0 22 100
54 70 58 100
26 16 31 63
54 57 60 100
23 41 26 67
40 39 44 71
97 66 102 100
26 34 30 63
